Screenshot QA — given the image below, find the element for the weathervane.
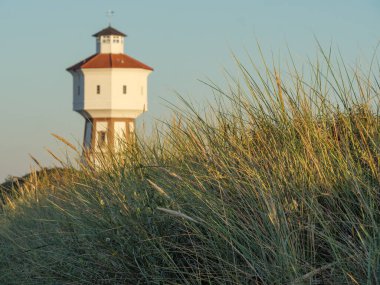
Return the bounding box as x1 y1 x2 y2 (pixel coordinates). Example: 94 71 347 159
106 10 115 26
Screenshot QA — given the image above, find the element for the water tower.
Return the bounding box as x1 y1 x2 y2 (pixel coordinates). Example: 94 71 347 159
67 26 153 156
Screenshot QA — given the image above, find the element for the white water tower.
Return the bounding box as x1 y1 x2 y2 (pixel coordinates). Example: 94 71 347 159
67 26 153 155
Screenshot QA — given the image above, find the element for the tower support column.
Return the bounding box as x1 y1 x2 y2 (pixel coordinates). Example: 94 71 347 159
82 117 135 155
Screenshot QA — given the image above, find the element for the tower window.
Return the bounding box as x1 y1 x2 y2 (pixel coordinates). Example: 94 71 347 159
97 131 107 147
104 36 110 43
123 85 127 94
77 86 80 96
96 85 101 94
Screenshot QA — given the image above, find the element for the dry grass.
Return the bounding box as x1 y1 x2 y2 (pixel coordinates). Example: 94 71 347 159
1 47 380 284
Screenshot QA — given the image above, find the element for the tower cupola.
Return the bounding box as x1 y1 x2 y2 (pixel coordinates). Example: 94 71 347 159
93 26 126 54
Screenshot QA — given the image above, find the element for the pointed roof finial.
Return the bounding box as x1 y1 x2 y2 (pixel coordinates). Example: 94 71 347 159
106 10 115 27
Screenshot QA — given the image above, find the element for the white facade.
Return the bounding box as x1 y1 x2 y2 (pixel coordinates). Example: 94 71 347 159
72 68 151 118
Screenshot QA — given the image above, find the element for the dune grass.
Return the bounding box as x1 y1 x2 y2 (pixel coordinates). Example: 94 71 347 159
1 47 380 284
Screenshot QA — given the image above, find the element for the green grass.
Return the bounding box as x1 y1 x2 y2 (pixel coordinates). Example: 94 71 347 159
1 47 380 284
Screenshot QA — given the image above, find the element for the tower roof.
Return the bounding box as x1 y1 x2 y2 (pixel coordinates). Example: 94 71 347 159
92 26 126 37
67 53 153 71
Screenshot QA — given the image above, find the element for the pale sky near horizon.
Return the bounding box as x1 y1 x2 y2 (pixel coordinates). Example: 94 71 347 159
0 0 379 182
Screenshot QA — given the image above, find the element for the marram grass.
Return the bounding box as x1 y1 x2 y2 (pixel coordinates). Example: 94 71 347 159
1 48 380 284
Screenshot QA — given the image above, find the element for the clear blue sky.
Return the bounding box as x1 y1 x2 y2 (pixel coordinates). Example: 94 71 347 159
0 0 379 182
